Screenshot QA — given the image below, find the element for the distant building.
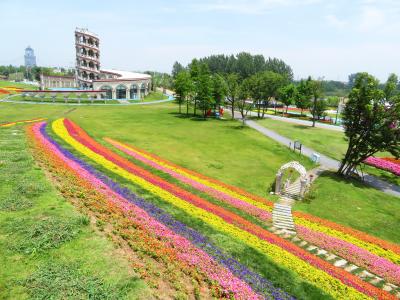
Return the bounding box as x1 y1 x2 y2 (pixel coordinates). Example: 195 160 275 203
24 46 36 68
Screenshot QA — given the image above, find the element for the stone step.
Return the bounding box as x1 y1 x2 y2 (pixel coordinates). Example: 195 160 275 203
273 217 294 223
272 212 292 218
273 206 292 211
274 221 295 229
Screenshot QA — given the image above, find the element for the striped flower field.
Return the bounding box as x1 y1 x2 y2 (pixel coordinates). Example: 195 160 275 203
25 118 400 299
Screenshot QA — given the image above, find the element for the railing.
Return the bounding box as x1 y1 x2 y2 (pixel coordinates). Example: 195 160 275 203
75 42 100 51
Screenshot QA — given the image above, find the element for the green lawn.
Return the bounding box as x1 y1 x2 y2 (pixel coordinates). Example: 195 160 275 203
295 172 400 243
129 91 169 102
0 80 38 89
256 117 400 186
0 101 399 244
0 126 148 299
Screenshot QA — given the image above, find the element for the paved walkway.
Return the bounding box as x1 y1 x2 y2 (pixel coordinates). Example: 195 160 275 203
232 112 400 197
246 109 344 132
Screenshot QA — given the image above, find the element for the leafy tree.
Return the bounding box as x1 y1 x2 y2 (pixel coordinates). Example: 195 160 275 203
278 84 297 114
225 73 240 119
338 73 400 177
172 61 185 79
348 72 362 89
211 74 227 111
189 59 200 116
310 99 327 121
236 78 253 125
309 78 324 127
195 63 213 118
295 78 312 115
249 71 286 118
265 58 294 82
326 96 340 107
173 70 192 114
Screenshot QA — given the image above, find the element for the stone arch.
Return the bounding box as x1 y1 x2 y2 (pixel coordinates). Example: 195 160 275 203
130 84 138 99
140 82 146 97
100 85 112 99
275 161 308 198
116 84 127 99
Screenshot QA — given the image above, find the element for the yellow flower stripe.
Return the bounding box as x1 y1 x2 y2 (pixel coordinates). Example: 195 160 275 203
107 139 400 266
294 217 400 265
106 139 274 212
0 118 47 128
53 118 369 300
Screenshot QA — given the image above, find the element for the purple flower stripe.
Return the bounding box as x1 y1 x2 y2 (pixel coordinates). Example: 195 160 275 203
40 123 294 300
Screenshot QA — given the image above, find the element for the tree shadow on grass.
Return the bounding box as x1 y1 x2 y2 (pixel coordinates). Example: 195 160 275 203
293 124 312 130
168 112 232 122
318 170 377 190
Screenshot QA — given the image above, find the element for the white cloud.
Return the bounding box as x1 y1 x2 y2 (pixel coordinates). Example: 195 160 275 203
192 0 321 14
357 6 385 32
325 14 347 28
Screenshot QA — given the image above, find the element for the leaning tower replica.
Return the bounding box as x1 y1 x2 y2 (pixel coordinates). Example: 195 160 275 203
75 28 101 88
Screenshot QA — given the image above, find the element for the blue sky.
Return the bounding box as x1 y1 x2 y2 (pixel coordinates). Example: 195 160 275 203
1 0 399 81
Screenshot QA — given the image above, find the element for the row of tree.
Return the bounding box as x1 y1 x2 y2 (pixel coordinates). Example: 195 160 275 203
173 57 326 126
172 52 293 81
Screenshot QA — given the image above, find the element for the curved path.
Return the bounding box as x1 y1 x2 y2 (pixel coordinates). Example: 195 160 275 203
245 110 344 132
232 111 400 198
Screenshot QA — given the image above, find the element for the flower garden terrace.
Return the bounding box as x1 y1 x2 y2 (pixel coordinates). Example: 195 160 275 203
1 101 399 299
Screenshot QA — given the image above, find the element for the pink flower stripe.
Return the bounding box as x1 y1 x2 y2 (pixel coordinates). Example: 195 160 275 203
107 137 400 286
364 157 400 176
297 226 400 285
107 138 272 222
63 118 393 299
31 122 260 300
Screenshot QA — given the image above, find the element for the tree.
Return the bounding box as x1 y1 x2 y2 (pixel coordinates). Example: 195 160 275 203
195 63 213 118
295 78 312 115
326 96 340 107
189 59 200 116
278 84 297 114
348 72 361 89
172 61 185 79
249 71 286 118
310 99 327 121
265 58 294 82
211 74 227 112
309 78 324 127
173 70 192 114
338 73 400 177
236 78 253 125
225 73 240 119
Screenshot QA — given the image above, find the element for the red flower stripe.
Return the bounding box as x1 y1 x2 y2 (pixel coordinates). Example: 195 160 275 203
29 122 260 299
112 138 400 256
63 118 393 299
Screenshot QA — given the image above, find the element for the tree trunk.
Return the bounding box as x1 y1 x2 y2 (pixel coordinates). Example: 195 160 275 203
186 98 189 115
193 99 197 116
179 102 182 114
312 97 317 127
231 99 235 119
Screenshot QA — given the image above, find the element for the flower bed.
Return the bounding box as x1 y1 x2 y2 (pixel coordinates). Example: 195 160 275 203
0 118 47 128
51 118 393 300
382 157 400 166
29 122 268 299
364 157 400 176
105 138 400 285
